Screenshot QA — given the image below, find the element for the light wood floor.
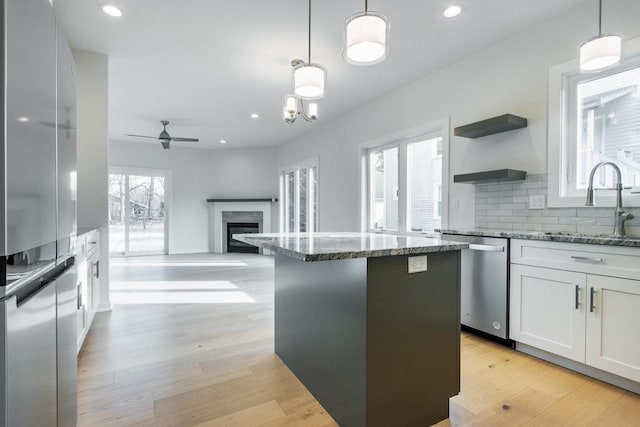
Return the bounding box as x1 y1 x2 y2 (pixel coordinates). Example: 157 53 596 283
77 253 640 426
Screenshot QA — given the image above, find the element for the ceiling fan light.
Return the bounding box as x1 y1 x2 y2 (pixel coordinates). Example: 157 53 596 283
293 64 326 100
579 34 622 72
343 12 389 66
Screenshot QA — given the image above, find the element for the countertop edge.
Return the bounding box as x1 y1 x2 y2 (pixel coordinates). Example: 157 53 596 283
234 234 469 262
437 229 640 248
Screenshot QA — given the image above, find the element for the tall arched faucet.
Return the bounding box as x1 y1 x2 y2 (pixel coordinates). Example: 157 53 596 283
585 161 634 237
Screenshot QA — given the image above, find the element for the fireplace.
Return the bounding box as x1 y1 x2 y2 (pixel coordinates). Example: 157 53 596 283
227 222 259 254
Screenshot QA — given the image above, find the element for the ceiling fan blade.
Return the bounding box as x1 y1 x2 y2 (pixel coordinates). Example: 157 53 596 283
125 134 158 139
170 137 199 142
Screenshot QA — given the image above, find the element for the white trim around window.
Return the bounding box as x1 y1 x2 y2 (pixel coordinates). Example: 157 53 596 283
548 36 640 208
278 157 319 233
357 117 450 235
109 166 174 256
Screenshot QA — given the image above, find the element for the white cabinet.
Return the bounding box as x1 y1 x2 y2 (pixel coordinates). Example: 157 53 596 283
510 264 586 362
77 229 101 352
510 239 640 384
586 275 640 382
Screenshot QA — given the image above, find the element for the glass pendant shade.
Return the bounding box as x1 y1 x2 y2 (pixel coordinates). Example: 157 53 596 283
343 11 389 65
308 102 319 120
285 95 298 115
579 34 622 71
293 64 326 100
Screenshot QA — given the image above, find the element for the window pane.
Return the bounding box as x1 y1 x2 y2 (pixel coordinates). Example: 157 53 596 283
286 172 295 232
299 169 308 232
310 166 318 231
108 174 126 253
370 146 398 230
128 175 165 253
407 138 443 232
576 67 640 190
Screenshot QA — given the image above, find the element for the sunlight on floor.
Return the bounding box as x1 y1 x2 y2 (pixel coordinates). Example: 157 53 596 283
109 260 249 267
111 280 256 304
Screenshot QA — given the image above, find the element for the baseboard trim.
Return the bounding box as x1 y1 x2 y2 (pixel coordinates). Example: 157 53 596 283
516 342 640 395
97 303 113 312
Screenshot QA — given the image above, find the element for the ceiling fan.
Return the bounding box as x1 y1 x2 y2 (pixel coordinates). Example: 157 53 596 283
125 120 199 149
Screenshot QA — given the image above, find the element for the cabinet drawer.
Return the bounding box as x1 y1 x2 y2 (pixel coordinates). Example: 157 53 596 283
511 239 640 281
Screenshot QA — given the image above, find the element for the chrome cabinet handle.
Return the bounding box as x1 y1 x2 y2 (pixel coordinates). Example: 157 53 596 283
575 285 580 310
571 256 604 263
468 244 505 252
590 287 596 313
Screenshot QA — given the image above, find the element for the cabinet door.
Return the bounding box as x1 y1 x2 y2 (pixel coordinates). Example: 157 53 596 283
92 258 101 311
510 264 586 362
586 275 640 382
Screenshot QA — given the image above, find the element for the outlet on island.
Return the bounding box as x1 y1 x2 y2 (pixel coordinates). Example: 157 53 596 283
408 255 428 273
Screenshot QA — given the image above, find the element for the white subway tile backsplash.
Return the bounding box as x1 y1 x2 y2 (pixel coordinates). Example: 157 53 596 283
475 175 640 235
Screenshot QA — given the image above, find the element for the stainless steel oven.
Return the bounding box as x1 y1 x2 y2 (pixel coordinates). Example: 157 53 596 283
441 233 510 341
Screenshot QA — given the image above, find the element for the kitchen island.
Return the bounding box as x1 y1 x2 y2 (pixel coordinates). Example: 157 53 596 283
234 232 468 427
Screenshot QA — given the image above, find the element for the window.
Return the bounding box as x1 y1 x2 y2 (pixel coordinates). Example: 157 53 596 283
366 135 444 233
369 146 399 230
109 169 170 255
280 159 318 233
549 45 640 207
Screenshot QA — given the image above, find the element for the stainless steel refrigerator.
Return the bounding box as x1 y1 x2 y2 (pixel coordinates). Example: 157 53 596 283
0 0 78 426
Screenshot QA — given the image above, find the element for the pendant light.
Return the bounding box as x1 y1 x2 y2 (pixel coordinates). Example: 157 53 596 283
293 0 326 99
343 0 390 66
579 0 622 72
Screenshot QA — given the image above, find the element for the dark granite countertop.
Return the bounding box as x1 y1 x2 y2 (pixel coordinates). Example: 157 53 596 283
234 232 469 262
437 228 640 248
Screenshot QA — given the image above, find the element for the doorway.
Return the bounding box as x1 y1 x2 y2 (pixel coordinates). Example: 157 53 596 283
108 169 170 255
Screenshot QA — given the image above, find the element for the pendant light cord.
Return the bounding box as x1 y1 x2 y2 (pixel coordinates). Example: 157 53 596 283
308 0 311 63
365 0 368 12
598 0 602 36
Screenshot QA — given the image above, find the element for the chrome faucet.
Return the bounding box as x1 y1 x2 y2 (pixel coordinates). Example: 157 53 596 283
585 161 634 237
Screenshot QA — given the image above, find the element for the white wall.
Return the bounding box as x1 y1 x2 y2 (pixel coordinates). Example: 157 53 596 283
109 140 278 254
276 0 640 232
73 49 111 310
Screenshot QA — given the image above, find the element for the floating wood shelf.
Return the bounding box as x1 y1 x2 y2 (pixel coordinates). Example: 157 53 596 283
207 198 278 203
454 114 528 139
454 169 527 184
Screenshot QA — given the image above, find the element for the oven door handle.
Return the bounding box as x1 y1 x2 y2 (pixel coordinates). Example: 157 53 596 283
467 244 505 252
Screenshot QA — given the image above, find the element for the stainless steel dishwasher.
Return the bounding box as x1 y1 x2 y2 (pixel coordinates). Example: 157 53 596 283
441 233 510 342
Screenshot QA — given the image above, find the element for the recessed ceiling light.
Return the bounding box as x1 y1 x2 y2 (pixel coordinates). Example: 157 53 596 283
443 4 464 18
99 3 122 17
17 117 30 123
250 113 260 119
219 140 227 144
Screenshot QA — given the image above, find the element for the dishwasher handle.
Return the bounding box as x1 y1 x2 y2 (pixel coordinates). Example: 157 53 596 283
467 243 505 252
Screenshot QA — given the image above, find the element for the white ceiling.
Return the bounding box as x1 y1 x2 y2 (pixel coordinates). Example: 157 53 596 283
55 0 588 149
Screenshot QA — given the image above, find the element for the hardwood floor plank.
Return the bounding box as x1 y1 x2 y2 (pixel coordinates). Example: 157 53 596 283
193 400 286 427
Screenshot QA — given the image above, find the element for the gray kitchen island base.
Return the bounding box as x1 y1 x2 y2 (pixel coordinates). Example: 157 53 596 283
274 251 461 427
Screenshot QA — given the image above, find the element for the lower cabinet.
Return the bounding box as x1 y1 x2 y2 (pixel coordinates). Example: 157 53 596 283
510 262 640 383
586 274 640 382
77 230 101 352
510 264 586 363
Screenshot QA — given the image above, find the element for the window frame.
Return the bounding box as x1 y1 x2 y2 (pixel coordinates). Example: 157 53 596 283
279 157 319 233
358 117 450 235
548 36 640 208
109 166 173 256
